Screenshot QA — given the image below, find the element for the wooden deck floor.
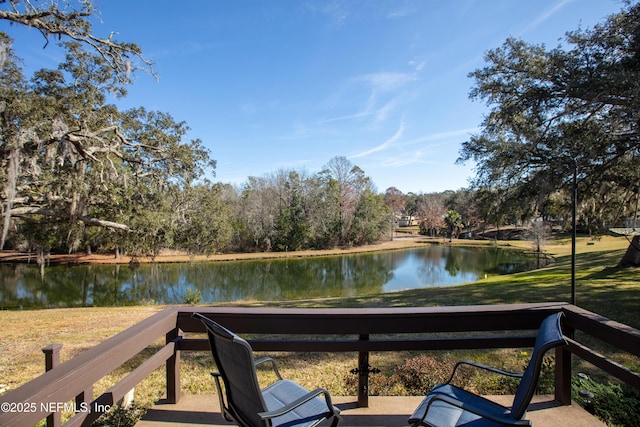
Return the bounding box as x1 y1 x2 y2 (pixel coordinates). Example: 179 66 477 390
137 394 605 427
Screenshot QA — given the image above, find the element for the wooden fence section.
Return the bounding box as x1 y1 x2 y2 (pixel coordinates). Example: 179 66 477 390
0 308 180 427
1 302 639 426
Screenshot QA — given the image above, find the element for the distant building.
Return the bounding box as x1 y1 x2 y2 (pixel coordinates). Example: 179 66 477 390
399 215 418 227
625 216 639 229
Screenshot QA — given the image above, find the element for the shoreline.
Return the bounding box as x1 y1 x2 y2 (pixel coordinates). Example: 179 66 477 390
1 235 621 266
0 236 454 266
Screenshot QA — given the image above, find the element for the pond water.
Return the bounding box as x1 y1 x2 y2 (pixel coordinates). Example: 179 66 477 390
0 246 546 309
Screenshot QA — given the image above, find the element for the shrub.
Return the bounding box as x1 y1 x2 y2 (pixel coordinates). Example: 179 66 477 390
92 403 146 427
342 369 405 396
183 287 202 305
573 375 640 426
395 355 459 395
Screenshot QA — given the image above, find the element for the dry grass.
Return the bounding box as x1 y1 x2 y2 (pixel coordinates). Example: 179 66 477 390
0 306 163 395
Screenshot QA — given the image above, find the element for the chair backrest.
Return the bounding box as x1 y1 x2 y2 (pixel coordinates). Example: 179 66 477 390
194 313 268 427
510 312 567 419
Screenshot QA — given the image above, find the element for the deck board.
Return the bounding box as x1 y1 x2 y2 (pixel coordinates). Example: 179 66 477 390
137 394 605 426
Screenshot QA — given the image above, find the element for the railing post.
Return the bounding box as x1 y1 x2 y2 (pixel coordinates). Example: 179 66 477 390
555 317 574 405
357 334 369 408
166 329 181 404
555 344 572 404
76 387 93 415
42 344 63 427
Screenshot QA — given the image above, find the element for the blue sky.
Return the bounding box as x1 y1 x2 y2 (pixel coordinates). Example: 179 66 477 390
2 1 626 193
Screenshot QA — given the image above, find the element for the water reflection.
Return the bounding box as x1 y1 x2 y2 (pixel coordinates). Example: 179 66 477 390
0 246 542 309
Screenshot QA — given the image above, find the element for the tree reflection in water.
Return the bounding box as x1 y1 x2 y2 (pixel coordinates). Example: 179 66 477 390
0 247 542 308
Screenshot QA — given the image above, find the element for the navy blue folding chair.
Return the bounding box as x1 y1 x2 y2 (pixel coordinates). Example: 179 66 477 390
194 313 341 427
409 312 567 426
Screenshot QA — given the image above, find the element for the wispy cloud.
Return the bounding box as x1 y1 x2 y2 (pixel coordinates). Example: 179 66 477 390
355 71 418 92
370 126 480 168
319 70 418 124
350 121 406 159
373 98 399 123
380 156 429 168
387 7 415 19
409 59 427 72
317 108 382 124
304 1 350 28
403 127 480 146
318 97 399 124
517 0 572 37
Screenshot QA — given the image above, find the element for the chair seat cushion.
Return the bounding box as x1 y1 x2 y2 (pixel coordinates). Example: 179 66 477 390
262 379 334 427
409 384 517 427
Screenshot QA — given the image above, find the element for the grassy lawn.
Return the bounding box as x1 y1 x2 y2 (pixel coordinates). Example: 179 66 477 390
1 235 638 420
255 236 639 328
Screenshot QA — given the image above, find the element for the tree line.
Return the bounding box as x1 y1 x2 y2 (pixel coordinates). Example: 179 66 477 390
1 1 638 264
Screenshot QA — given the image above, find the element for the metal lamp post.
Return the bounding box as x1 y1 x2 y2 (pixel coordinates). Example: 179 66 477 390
571 162 577 305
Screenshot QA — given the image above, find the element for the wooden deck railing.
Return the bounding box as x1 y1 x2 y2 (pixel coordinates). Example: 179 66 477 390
1 302 639 426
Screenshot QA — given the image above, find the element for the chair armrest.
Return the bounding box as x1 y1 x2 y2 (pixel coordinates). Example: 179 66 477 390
255 357 283 380
210 372 224 394
421 392 531 426
258 388 338 420
446 360 523 384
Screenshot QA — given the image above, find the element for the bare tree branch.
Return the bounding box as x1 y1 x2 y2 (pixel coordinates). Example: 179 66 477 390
0 0 156 82
11 206 130 230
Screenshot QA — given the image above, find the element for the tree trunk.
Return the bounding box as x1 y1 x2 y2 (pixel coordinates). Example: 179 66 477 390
1 148 20 249
619 235 640 267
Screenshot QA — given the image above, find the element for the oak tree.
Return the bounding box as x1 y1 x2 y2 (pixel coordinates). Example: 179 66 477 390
0 2 215 256
459 2 640 264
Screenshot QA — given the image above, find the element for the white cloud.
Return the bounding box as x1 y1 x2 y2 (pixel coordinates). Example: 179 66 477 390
518 0 573 37
387 7 415 19
373 98 399 124
380 155 428 167
366 126 480 168
403 127 480 146
304 1 350 28
350 121 406 159
319 70 417 124
409 59 427 72
355 71 417 92
317 107 382 124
